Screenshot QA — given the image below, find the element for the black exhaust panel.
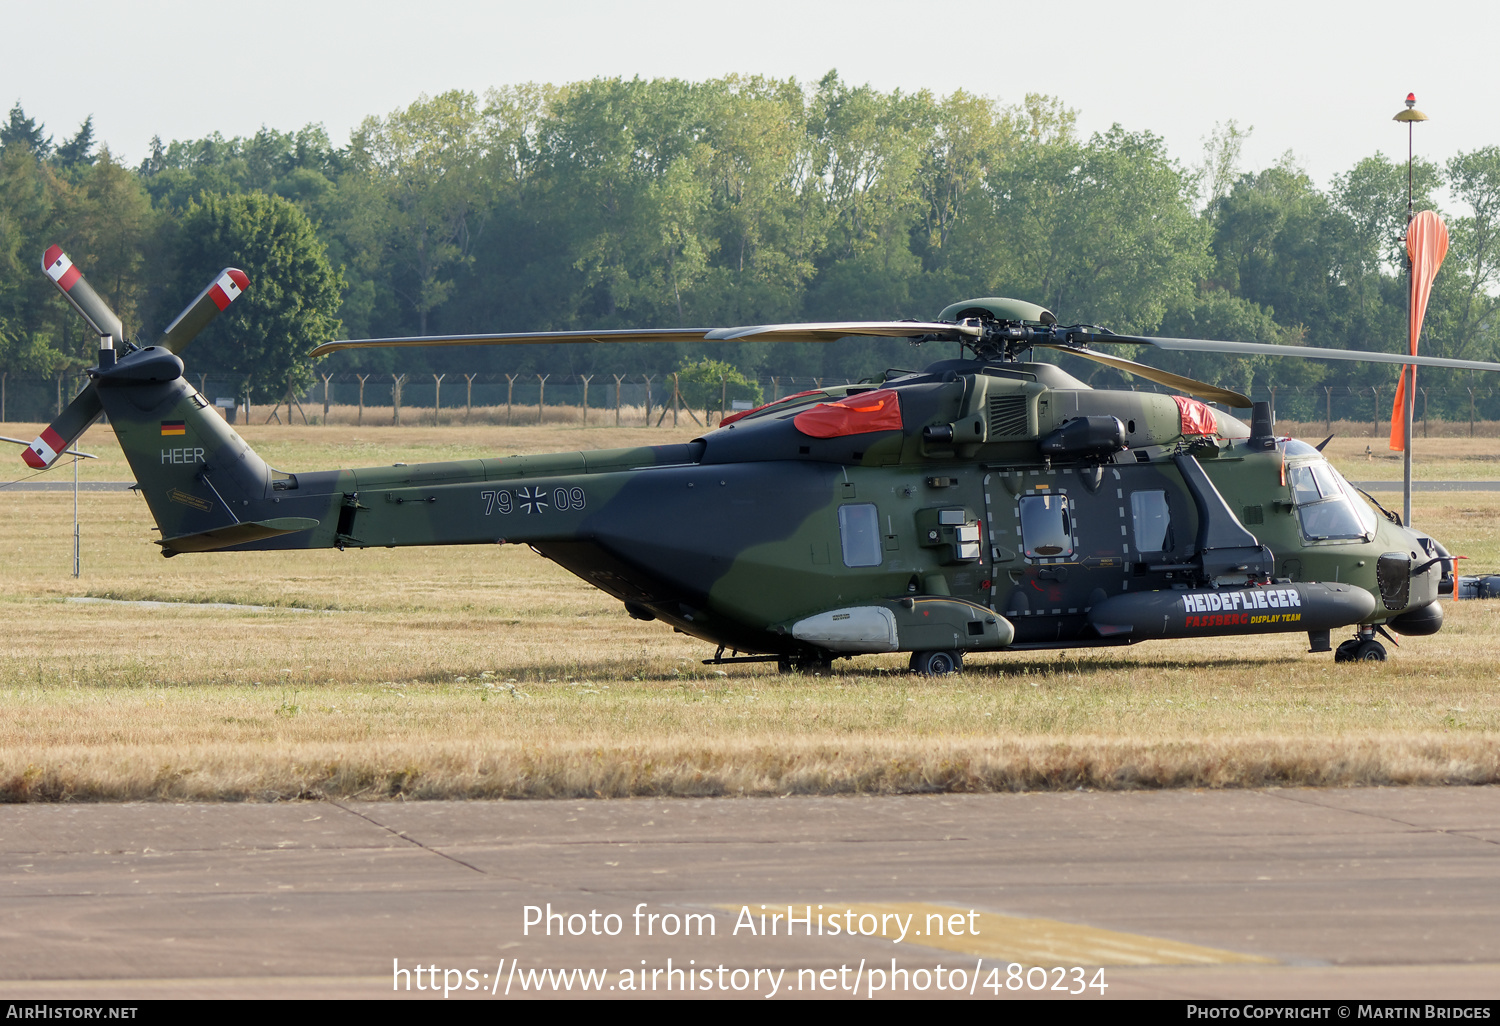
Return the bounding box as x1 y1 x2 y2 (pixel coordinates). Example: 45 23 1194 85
1377 552 1412 610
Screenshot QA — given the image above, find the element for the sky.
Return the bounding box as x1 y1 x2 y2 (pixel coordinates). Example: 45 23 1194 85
3 0 1496 191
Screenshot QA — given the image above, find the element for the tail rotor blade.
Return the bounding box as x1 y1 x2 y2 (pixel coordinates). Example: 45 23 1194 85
41 245 125 344
28 245 120 469
156 269 250 354
20 385 104 470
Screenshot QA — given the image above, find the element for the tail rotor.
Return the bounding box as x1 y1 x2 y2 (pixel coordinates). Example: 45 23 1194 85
20 247 249 470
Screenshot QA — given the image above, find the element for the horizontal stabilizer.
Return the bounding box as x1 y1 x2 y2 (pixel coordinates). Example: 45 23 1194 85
157 517 320 555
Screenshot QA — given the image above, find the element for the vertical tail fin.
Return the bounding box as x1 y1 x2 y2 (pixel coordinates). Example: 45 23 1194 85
95 347 266 532
93 348 317 554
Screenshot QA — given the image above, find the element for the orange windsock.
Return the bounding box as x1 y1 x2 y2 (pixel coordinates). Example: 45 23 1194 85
1390 210 1449 451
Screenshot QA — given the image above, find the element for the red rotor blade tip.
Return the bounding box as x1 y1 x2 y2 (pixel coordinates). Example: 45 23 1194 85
207 269 249 311
21 426 67 469
41 245 81 290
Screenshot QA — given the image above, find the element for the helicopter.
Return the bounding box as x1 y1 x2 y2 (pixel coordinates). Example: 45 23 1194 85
22 245 1500 674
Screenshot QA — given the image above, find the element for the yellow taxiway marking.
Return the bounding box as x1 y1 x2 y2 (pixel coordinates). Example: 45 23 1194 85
724 903 1275 967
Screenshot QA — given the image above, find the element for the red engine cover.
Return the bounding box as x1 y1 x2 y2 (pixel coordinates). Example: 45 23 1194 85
793 389 904 438
1173 395 1219 437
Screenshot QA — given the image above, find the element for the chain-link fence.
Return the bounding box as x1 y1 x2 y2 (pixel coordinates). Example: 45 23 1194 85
7 371 1500 435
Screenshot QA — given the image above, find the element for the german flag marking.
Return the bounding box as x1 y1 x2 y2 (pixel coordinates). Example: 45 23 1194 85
160 421 186 437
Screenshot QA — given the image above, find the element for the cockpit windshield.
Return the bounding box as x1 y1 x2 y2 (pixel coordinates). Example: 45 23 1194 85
1286 457 1376 541
1280 439 1322 458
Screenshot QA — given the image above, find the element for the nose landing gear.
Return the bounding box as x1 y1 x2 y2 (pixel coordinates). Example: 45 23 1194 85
1334 626 1387 663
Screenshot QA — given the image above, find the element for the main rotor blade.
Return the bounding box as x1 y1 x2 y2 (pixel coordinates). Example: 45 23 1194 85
1074 332 1500 375
708 320 976 342
309 321 973 359
155 268 250 354
41 245 125 344
1036 344 1252 408
311 327 722 358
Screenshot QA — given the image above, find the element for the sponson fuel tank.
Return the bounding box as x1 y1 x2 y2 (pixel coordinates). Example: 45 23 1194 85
1088 583 1377 640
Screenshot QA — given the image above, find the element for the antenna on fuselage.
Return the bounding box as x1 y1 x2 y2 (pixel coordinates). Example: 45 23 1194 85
1249 401 1276 450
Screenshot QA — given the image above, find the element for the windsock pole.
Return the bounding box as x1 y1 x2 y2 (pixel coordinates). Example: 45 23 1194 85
1392 92 1428 526
73 450 80 578
1403 102 1416 526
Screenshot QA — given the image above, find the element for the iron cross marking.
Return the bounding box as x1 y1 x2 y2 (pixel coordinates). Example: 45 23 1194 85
518 486 549 514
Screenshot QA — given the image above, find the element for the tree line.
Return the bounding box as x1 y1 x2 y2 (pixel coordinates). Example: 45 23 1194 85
1 74 1496 414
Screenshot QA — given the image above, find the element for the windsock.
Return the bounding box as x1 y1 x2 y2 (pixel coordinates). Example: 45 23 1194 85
1390 211 1450 451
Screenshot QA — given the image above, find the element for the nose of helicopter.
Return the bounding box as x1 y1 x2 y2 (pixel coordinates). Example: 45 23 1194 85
1378 523 1449 636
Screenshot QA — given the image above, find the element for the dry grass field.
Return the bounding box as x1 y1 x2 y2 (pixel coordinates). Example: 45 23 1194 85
2 420 1498 801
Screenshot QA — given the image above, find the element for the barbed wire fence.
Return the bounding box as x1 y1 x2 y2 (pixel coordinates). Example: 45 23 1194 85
5 370 1500 436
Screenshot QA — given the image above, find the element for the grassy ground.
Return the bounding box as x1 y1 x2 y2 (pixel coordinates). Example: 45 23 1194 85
2 421 1498 801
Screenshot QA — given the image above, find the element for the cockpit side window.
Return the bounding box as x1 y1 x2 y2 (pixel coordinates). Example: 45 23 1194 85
1288 461 1371 542
1289 465 1322 504
1310 464 1343 499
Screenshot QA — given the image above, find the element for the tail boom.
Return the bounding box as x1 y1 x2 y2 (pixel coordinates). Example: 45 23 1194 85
94 347 703 556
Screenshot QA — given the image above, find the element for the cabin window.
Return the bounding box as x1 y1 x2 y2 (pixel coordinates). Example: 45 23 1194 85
838 504 883 567
1131 490 1173 553
1020 493 1073 559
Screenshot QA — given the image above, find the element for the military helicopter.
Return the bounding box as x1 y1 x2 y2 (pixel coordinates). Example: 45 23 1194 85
24 246 1500 674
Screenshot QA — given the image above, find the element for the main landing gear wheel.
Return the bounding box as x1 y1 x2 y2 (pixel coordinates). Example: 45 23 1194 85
1334 639 1387 662
909 650 963 676
778 655 834 675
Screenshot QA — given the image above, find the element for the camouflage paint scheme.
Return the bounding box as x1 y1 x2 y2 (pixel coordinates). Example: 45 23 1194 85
90 340 1444 666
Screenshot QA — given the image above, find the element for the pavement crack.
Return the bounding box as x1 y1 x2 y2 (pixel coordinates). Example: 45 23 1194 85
1264 791 1500 848
328 802 487 874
